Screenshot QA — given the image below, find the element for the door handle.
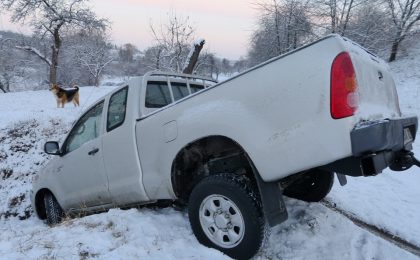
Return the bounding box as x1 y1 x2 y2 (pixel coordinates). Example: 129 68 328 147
88 148 99 155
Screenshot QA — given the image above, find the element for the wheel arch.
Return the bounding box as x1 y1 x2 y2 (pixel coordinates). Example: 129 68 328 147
171 135 251 199
170 135 288 226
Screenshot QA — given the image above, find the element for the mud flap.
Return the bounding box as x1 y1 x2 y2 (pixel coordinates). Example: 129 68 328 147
336 173 347 186
255 177 288 227
415 156 420 167
247 156 288 227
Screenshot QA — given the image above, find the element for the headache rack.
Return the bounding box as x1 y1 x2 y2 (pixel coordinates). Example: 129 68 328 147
144 71 218 84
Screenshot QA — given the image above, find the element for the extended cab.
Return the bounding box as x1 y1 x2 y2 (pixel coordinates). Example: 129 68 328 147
32 35 419 259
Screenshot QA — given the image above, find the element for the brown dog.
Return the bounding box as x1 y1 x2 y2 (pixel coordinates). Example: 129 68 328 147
50 84 80 108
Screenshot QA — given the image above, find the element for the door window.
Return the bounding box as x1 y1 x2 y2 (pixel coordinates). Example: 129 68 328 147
145 81 172 108
107 86 128 131
65 101 104 153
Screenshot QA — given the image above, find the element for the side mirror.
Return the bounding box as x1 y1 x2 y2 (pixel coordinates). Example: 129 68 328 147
44 141 61 155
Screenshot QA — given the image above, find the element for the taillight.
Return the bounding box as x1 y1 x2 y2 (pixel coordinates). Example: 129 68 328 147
331 52 359 119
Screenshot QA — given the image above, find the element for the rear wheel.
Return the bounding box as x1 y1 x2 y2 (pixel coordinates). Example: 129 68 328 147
283 169 334 202
188 173 266 259
43 193 64 225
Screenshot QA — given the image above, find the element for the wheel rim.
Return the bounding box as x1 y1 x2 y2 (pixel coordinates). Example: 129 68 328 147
199 194 245 248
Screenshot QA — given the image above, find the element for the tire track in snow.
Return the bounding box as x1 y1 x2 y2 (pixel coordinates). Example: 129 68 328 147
321 199 420 257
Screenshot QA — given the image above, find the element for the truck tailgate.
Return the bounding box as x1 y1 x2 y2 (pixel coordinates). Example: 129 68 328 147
345 40 401 121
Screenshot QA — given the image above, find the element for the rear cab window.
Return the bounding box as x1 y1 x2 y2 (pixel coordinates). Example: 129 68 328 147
171 82 189 101
189 84 205 93
142 75 218 116
145 81 171 108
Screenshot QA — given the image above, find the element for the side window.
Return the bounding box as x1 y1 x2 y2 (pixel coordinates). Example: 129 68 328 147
145 81 172 108
107 86 128 131
190 84 205 93
171 82 189 101
65 101 104 153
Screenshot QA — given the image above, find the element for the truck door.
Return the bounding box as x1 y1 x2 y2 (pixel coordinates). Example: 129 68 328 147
57 101 111 209
102 86 150 205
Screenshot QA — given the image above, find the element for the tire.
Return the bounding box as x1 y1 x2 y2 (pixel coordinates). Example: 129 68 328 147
283 169 334 202
43 193 64 225
188 173 265 259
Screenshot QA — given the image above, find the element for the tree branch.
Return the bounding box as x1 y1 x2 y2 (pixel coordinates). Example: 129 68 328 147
15 45 52 66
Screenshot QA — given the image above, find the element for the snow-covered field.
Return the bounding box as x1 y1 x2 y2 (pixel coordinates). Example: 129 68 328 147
0 51 419 259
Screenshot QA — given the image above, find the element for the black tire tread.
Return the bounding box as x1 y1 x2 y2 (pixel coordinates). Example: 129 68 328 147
43 193 64 225
188 173 266 259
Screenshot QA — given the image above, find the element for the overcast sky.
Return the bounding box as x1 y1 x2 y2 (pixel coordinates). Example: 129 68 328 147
0 0 258 60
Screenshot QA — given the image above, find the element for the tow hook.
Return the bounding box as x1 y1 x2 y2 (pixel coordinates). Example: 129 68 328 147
390 151 420 171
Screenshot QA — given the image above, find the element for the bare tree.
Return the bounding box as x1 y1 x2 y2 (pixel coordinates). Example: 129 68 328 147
0 37 26 92
221 58 233 76
194 52 221 79
249 0 313 66
119 43 138 63
73 32 113 87
232 58 248 73
149 12 195 72
386 0 420 61
143 45 165 70
0 57 23 93
345 3 394 55
0 0 108 84
310 0 362 35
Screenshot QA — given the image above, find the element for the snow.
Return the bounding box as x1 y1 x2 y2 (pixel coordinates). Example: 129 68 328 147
0 209 227 259
0 50 420 259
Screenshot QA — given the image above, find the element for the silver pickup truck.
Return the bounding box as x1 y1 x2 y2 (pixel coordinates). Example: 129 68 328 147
32 35 419 259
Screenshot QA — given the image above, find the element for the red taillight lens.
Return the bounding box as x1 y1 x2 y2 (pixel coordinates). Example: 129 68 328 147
331 52 358 119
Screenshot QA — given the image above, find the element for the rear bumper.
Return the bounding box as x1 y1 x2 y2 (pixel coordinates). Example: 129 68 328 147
323 116 418 176
351 117 417 156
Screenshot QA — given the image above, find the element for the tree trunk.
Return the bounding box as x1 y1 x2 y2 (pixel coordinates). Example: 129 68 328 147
389 40 400 62
95 75 100 87
340 0 354 36
50 28 62 84
156 48 162 69
50 47 58 84
331 1 337 33
183 39 205 74
274 5 282 54
0 82 6 93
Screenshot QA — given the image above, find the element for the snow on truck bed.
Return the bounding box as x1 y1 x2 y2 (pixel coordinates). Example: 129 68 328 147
0 55 420 260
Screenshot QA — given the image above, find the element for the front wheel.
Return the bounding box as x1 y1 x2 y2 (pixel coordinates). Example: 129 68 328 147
188 174 266 259
43 193 64 225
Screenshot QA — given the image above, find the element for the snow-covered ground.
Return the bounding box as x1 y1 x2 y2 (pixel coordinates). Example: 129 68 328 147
0 51 419 259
